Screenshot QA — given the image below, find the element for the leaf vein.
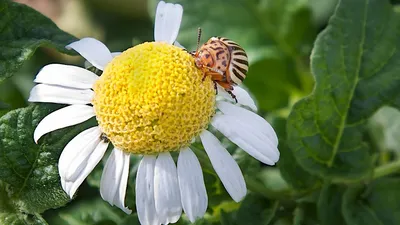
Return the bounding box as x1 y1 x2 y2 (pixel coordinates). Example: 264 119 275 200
327 0 369 166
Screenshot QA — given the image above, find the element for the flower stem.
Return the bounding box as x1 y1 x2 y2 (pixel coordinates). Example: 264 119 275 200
373 159 400 179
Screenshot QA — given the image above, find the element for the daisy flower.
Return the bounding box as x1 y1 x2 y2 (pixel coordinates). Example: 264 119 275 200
28 1 279 224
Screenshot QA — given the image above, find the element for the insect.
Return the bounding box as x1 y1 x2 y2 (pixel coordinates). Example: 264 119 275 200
100 133 110 143
191 28 249 102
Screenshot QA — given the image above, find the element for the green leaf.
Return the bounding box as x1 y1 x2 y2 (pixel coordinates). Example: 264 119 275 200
317 183 346 225
0 0 78 83
342 178 400 225
287 0 400 181
0 101 10 110
45 198 124 225
0 212 48 225
0 104 95 214
278 142 320 190
235 194 278 225
0 182 13 213
274 117 320 190
0 78 26 116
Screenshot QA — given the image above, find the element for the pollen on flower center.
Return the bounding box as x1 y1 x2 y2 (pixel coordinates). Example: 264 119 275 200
92 42 215 154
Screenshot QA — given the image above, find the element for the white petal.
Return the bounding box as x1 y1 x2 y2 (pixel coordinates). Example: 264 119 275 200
100 148 132 214
34 64 99 89
100 148 122 202
177 148 208 223
58 127 101 180
136 155 160 225
114 151 131 214
154 152 182 224
212 114 279 164
85 52 121 69
63 141 109 198
28 84 94 105
154 1 183 44
199 130 246 202
58 127 105 198
62 180 72 196
217 101 278 145
64 138 101 181
34 105 95 143
66 38 113 70
217 85 257 111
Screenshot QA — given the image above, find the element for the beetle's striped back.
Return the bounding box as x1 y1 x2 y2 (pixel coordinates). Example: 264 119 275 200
215 37 249 85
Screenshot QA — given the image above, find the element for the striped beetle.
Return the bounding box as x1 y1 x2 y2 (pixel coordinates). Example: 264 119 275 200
191 28 249 102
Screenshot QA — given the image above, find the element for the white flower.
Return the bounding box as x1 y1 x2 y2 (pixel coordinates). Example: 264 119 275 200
28 1 279 224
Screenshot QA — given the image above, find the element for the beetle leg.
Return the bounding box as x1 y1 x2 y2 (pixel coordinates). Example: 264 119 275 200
215 81 237 103
227 90 238 103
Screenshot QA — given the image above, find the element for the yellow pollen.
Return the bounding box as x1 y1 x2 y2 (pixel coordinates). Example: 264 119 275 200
92 42 215 154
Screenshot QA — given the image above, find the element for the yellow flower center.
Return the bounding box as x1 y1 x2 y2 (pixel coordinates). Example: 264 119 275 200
92 42 215 154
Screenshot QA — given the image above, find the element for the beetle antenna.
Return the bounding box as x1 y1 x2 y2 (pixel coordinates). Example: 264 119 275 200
196 27 202 52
